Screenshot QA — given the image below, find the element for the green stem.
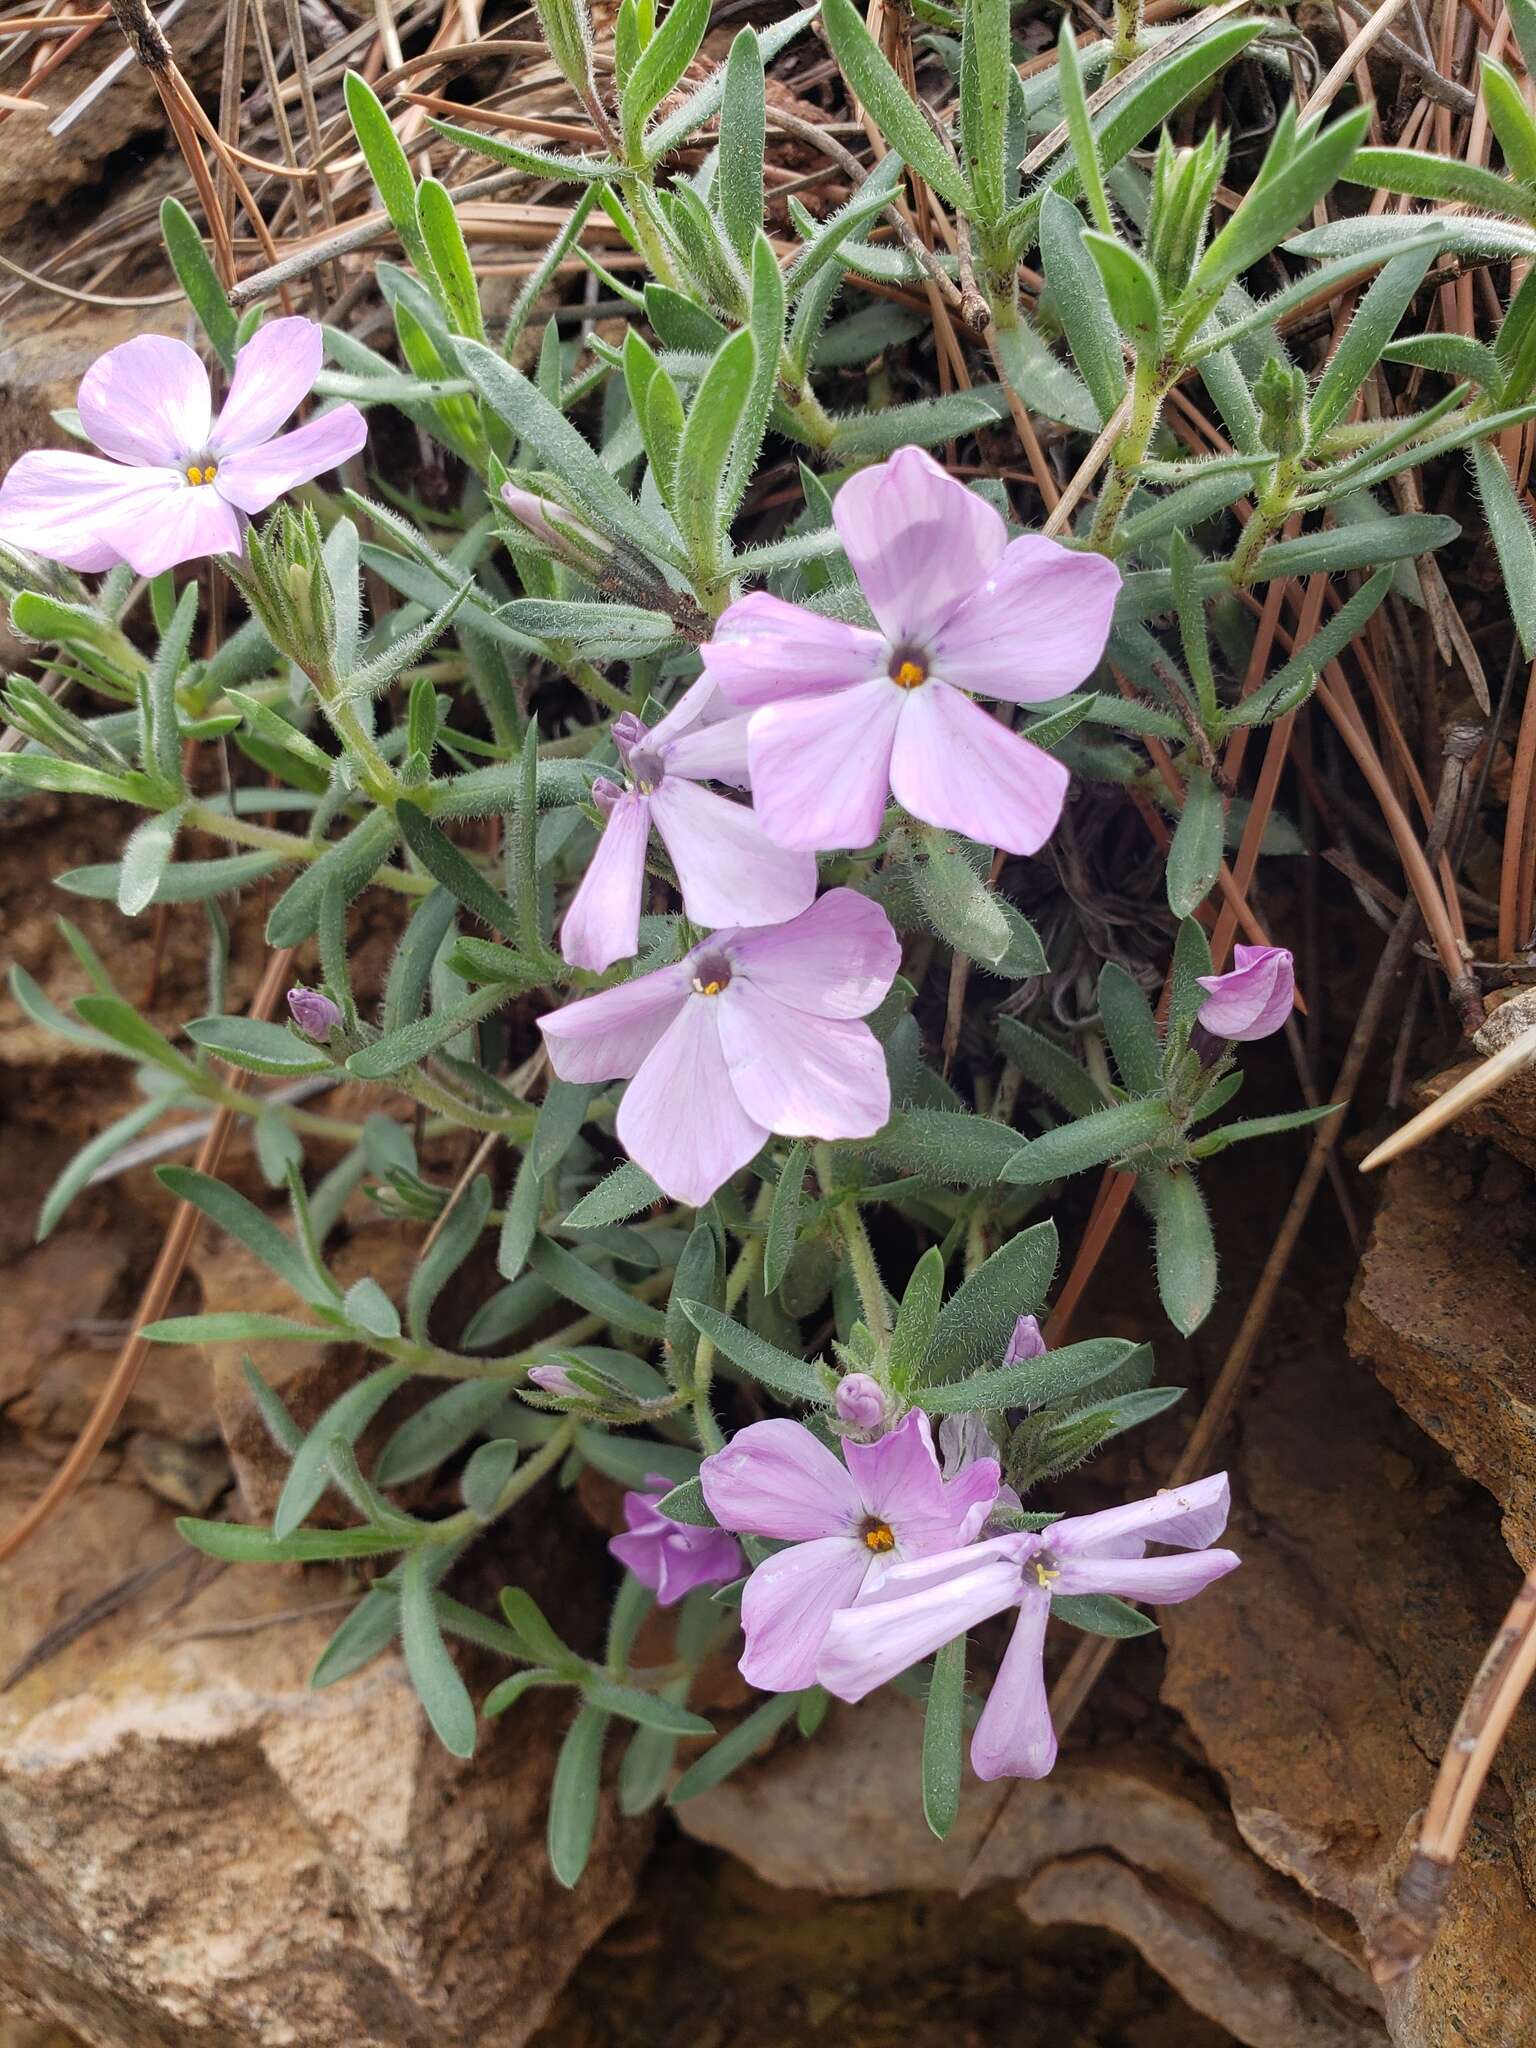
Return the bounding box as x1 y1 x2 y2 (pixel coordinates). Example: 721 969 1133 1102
182 802 434 898
815 1143 889 1347
690 1212 767 1450
1087 355 1170 554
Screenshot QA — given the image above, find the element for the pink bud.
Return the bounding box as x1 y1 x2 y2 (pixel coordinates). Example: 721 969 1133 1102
1195 945 1295 1042
527 1363 581 1398
589 774 624 819
1004 1314 1047 1365
835 1373 886 1430
287 987 341 1040
500 483 603 556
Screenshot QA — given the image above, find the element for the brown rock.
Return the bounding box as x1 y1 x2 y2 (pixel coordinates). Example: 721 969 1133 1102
1346 1137 1536 1568
1160 1340 1536 2048
0 1470 649 2047
676 1692 1384 2047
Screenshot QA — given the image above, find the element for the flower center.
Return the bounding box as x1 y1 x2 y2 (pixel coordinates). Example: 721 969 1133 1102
888 647 929 690
628 745 665 794
184 461 218 486
859 1517 896 1553
1031 1549 1061 1589
690 950 732 999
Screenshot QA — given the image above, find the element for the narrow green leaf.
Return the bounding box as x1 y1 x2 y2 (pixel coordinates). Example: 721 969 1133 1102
1097 962 1161 1096
1145 1167 1217 1334
401 1549 477 1756
1474 441 1536 659
1039 191 1126 424
184 1014 332 1076
677 1300 826 1404
160 196 237 368
548 1706 610 1885
1166 768 1224 919
407 1174 493 1340
888 1243 946 1392
528 1234 667 1338
763 1143 808 1294
157 1164 339 1309
922 1636 966 1841
669 1688 801 1803
1004 1099 1172 1185
178 1517 410 1563
821 0 973 210
926 1220 1059 1382
273 1366 413 1538
345 70 436 279
717 29 766 260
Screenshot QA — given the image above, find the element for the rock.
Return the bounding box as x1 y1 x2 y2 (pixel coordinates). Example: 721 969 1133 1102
1159 1338 1536 2048
1346 1136 1536 1568
676 1692 1385 2047
0 1466 650 2047
122 1432 230 1513
1021 1853 1371 2048
0 11 229 243
1411 986 1536 1172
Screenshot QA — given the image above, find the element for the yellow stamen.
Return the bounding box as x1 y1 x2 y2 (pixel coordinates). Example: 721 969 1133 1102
694 978 724 997
185 462 218 486
862 1520 896 1553
1032 1560 1060 1588
892 659 926 690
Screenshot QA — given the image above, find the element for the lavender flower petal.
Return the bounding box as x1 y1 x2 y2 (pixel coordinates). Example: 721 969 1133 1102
77 335 211 469
702 589 884 708
210 318 324 454
726 888 902 1021
835 1374 887 1430
931 534 1120 703
832 445 1006 646
0 452 176 571
1195 945 1296 1041
715 983 890 1143
739 1536 871 1691
213 405 367 516
745 676 903 851
817 1552 1023 1703
647 778 817 931
970 1591 1055 1781
614 996 767 1206
888 679 1071 857
538 962 693 1083
700 1417 860 1540
1051 1548 1241 1604
559 786 652 973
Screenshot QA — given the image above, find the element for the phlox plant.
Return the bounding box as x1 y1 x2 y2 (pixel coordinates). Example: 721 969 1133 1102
3 0 1531 1883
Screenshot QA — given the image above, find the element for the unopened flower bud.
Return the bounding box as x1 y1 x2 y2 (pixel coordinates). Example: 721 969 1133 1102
501 482 604 559
1004 1314 1047 1365
527 1363 582 1397
835 1373 887 1431
1194 945 1294 1053
287 987 342 1040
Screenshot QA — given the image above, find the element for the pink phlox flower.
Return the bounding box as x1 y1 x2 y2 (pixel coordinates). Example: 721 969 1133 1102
561 676 815 973
699 446 1121 857
1195 945 1295 1042
699 1409 1001 1691
538 888 901 1207
0 319 366 578
609 1473 744 1605
816 1472 1239 1780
